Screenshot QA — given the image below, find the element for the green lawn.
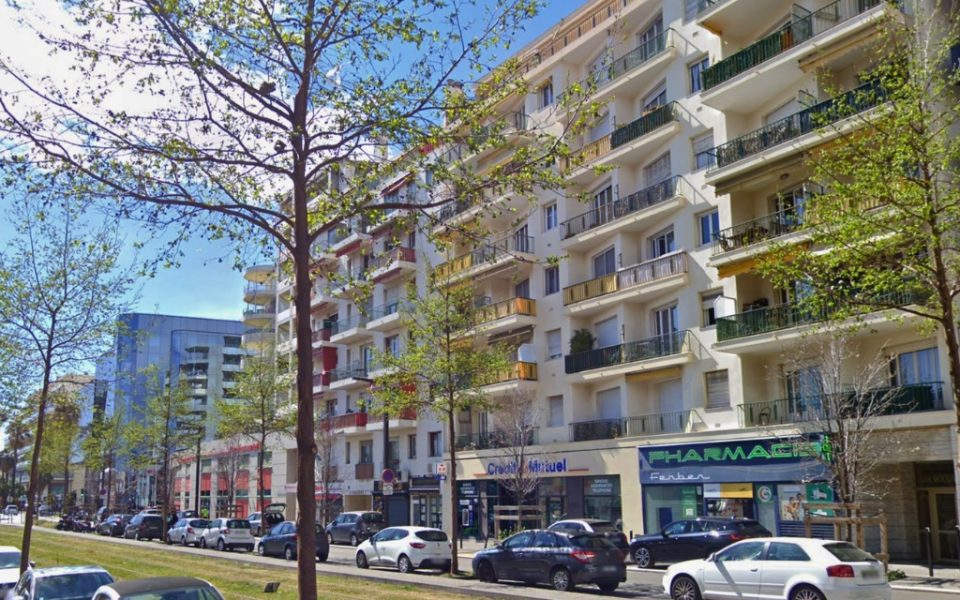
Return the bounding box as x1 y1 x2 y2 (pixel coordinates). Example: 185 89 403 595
0 527 471 600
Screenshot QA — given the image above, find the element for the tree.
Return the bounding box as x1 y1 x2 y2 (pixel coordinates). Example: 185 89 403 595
0 1 595 594
756 8 960 516
3 411 32 504
216 346 294 514
371 282 512 573
486 388 544 512
81 406 126 512
0 197 132 571
314 422 340 527
39 388 82 516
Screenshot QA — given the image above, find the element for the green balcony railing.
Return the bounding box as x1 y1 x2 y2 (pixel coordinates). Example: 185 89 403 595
739 382 944 427
330 360 370 383
570 410 690 442
611 102 677 150
714 208 807 254
562 176 680 239
564 331 689 374
583 30 668 92
701 0 886 90
710 80 887 169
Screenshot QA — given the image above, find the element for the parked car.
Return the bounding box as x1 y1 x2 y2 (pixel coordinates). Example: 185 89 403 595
36 505 53 517
10 566 113 600
250 503 286 537
96 515 131 537
663 537 891 600
355 526 450 573
0 546 22 594
548 519 629 557
473 530 626 593
630 518 772 568
93 577 223 600
326 511 384 546
123 514 163 541
199 518 255 552
258 521 329 562
176 510 199 520
166 518 209 547
3 507 17 516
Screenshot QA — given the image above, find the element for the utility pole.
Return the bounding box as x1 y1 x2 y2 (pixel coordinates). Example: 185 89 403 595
382 414 390 525
194 426 204 513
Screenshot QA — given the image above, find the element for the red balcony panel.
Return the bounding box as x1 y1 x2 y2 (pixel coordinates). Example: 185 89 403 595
322 347 338 370
236 470 250 489
201 473 211 492
322 412 369 430
262 469 272 490
399 406 418 420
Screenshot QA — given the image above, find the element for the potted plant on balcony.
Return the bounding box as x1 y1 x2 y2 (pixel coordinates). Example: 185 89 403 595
570 329 596 354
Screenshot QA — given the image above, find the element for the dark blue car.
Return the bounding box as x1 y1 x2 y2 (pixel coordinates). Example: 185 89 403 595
472 530 625 593
257 521 329 562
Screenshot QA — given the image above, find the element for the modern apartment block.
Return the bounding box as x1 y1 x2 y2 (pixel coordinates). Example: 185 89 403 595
264 0 955 562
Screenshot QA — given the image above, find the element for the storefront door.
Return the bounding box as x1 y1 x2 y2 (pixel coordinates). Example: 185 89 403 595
933 491 958 561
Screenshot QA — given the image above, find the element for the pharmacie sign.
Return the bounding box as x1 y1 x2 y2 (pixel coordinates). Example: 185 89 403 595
639 437 831 485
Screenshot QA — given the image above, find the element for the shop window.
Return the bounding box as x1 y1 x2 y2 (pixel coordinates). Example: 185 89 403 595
705 370 730 409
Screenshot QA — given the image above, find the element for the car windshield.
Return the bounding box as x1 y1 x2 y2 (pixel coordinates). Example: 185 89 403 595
415 530 448 542
35 572 113 599
824 542 878 562
226 520 249 529
124 587 224 600
0 551 19 568
569 534 616 550
588 522 619 533
362 513 383 523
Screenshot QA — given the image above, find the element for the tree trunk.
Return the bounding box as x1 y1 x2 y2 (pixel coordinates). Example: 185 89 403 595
20 360 53 573
258 439 265 513
447 404 459 575
63 451 70 515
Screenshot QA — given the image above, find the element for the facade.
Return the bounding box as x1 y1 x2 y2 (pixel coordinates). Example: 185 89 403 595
263 0 956 563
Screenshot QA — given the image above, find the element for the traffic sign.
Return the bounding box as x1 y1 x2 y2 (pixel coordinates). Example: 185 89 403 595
381 469 395 484
382 483 394 496
435 462 447 475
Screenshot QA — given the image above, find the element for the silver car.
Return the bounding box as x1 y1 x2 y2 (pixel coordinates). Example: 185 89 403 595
199 518 255 552
165 518 209 547
93 577 223 600
10 566 113 600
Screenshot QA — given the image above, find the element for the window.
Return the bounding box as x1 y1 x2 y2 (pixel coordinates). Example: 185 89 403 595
766 542 811 561
705 370 730 409
543 203 558 231
650 228 675 258
545 266 560 295
359 440 373 464
699 210 720 246
408 434 417 459
515 279 530 299
548 395 564 428
689 56 710 93
428 431 443 457
539 80 554 109
593 247 617 277
643 82 667 111
896 347 941 385
644 152 671 186
223 336 241 348
717 541 765 562
663 521 687 535
693 131 716 170
385 335 400 357
505 531 534 549
701 291 722 327
546 329 562 360
654 305 678 336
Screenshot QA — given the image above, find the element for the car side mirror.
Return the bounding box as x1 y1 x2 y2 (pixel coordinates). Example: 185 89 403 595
661 531 670 538
707 552 717 563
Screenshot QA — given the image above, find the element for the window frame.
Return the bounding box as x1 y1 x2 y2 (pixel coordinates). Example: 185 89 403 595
705 369 731 410
699 210 720 246
546 329 562 360
688 55 710 94
543 202 558 231
545 266 560 295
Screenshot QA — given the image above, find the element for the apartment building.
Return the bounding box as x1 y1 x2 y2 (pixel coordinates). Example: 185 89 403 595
263 0 956 561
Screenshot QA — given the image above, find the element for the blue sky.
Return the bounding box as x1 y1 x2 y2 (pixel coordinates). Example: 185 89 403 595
0 3 571 323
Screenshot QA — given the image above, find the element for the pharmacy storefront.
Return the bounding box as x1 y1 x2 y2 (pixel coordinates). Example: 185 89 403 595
639 437 831 536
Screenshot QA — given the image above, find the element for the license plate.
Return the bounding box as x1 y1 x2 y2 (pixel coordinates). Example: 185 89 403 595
602 565 618 573
862 569 878 578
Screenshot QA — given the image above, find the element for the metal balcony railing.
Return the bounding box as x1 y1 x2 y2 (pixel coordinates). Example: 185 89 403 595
714 208 807 253
434 235 535 280
570 410 690 442
474 297 537 325
710 80 887 169
455 428 538 451
312 328 330 343
701 0 886 90
321 412 368 430
565 330 690 374
739 382 944 427
329 361 370 383
329 313 369 336
436 197 476 223
562 176 680 239
243 304 275 316
611 102 677 150
244 282 275 296
368 247 416 271
576 30 668 93
563 251 688 306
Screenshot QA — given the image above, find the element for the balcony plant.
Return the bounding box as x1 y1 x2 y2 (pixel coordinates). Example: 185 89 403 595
570 329 596 354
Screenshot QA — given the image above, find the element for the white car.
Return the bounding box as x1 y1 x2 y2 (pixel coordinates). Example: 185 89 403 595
663 537 890 600
355 526 451 573
199 518 255 552
166 518 210 547
11 565 113 600
0 546 20 594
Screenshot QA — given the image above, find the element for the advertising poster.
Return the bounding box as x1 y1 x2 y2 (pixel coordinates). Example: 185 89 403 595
779 484 805 521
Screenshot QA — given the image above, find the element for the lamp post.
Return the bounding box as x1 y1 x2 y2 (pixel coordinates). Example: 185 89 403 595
194 427 204 513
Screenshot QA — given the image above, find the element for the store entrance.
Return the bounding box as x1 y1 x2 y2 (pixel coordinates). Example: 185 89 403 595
916 462 958 563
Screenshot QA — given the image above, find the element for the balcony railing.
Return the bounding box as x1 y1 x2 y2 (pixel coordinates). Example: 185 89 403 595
436 197 476 223
312 373 326 388
370 300 407 321
714 208 807 254
455 428 538 451
710 80 887 169
243 304 275 316
565 330 689 374
563 135 612 170
562 176 680 239
611 102 677 150
355 463 375 480
517 0 629 75
484 361 539 385
701 0 885 90
244 282 275 296
716 289 923 341
578 30 668 93
570 410 690 442
434 235 535 280
563 251 688 306
321 412 369 430
311 328 331 343
368 247 416 272
739 382 944 427
474 297 537 325
329 313 369 336
330 361 370 383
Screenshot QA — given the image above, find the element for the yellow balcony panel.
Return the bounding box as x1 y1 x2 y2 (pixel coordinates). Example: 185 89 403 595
564 252 689 317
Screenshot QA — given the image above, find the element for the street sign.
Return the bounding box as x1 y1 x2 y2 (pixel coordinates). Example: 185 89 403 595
435 462 447 475
381 469 395 484
382 483 394 496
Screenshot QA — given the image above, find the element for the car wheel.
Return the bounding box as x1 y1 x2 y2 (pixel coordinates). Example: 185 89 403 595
350 533 359 547
327 532 334 546
165 534 172 545
790 585 826 600
258 543 265 556
397 554 413 574
217 539 226 552
317 552 328 563
634 545 654 568
284 545 295 561
356 551 369 569
180 536 187 547
134 532 140 541
670 575 702 600
476 560 496 583
597 582 619 594
551 567 574 592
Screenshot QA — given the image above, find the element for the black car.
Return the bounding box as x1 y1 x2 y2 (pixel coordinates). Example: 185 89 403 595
473 530 626 593
326 511 384 546
258 521 329 562
548 519 629 557
629 518 772 568
123 514 164 541
96 514 131 537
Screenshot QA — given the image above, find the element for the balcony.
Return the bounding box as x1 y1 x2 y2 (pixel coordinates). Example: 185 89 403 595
366 407 419 431
570 410 690 442
467 297 537 337
311 372 329 392
241 328 272 350
329 313 371 345
476 361 538 395
320 412 368 432
563 251 688 316
329 361 372 390
311 285 337 310
572 29 674 103
562 177 686 249
242 303 275 327
700 0 892 112
366 300 408 332
696 0 795 41
564 331 697 381
368 247 416 282
331 266 369 298
455 428 538 451
355 463 375 480
714 208 807 256
330 220 372 256
434 235 535 284
739 382 946 427
243 281 275 303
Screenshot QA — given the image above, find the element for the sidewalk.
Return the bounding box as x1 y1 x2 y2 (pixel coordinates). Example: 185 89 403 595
888 563 960 594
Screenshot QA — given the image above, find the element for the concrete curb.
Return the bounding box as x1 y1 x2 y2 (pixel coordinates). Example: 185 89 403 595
891 583 960 595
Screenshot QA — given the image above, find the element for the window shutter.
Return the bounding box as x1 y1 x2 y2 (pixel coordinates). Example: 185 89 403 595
705 370 730 409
